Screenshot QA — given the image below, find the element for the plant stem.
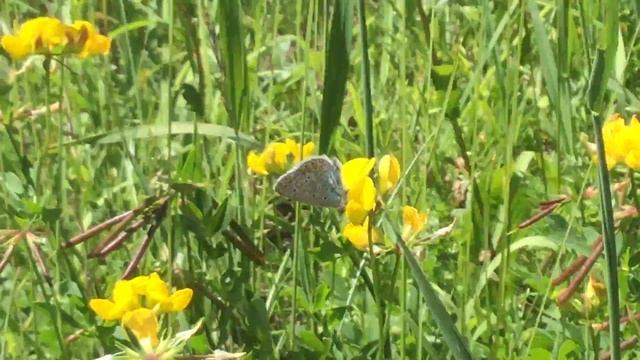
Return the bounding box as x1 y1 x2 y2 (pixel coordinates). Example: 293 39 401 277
591 112 621 360
358 0 374 158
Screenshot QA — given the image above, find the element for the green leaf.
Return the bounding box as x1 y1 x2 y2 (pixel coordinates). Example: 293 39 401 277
59 122 258 148
319 0 353 154
108 20 158 39
526 0 558 103
308 240 343 262
218 0 248 128
207 197 229 236
2 172 24 195
178 144 204 182
299 330 327 353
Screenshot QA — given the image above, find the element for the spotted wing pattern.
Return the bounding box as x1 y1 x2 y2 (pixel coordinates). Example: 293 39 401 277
274 155 345 208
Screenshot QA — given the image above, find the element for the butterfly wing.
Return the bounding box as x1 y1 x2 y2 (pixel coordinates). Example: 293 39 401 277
274 155 345 208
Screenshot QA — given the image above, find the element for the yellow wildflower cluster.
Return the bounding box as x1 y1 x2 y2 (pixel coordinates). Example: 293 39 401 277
89 273 193 350
601 113 640 170
341 154 400 251
247 139 315 175
1 17 111 59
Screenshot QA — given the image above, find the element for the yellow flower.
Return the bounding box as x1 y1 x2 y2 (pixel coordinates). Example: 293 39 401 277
301 142 315 160
122 308 160 351
378 154 400 195
623 117 640 170
89 280 140 321
1 17 70 59
343 218 381 251
583 274 606 313
402 206 428 239
247 150 268 175
143 273 193 313
600 113 640 170
287 139 315 163
89 273 192 322
1 17 110 60
345 200 368 225
341 157 375 191
626 149 640 170
260 142 291 174
70 21 111 58
247 139 317 176
347 176 376 212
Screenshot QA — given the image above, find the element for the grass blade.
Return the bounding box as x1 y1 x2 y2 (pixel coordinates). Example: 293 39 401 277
384 222 473 360
586 0 621 357
526 0 558 103
57 122 258 148
217 0 248 129
357 0 374 158
319 0 353 154
527 0 573 156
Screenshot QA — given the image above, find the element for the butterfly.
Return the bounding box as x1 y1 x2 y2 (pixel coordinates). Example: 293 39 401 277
274 155 346 208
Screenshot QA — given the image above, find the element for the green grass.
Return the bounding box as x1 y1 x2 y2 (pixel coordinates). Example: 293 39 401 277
0 1 639 359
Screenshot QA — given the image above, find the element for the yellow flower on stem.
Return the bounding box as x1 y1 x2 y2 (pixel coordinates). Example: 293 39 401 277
144 273 193 313
341 157 375 191
122 308 160 351
343 218 381 251
1 17 111 60
378 154 401 195
89 280 140 321
402 206 428 240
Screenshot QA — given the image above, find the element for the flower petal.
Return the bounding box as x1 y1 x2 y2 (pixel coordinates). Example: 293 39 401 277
128 275 150 295
347 176 376 211
341 158 375 191
342 219 381 251
378 154 401 195
247 151 268 175
71 21 111 57
345 200 368 225
402 205 428 238
625 150 640 170
168 288 193 311
122 308 159 349
145 273 170 306
112 280 139 311
302 142 315 160
1 35 30 59
89 299 122 321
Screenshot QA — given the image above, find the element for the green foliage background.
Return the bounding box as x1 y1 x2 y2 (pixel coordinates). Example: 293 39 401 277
0 0 639 359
